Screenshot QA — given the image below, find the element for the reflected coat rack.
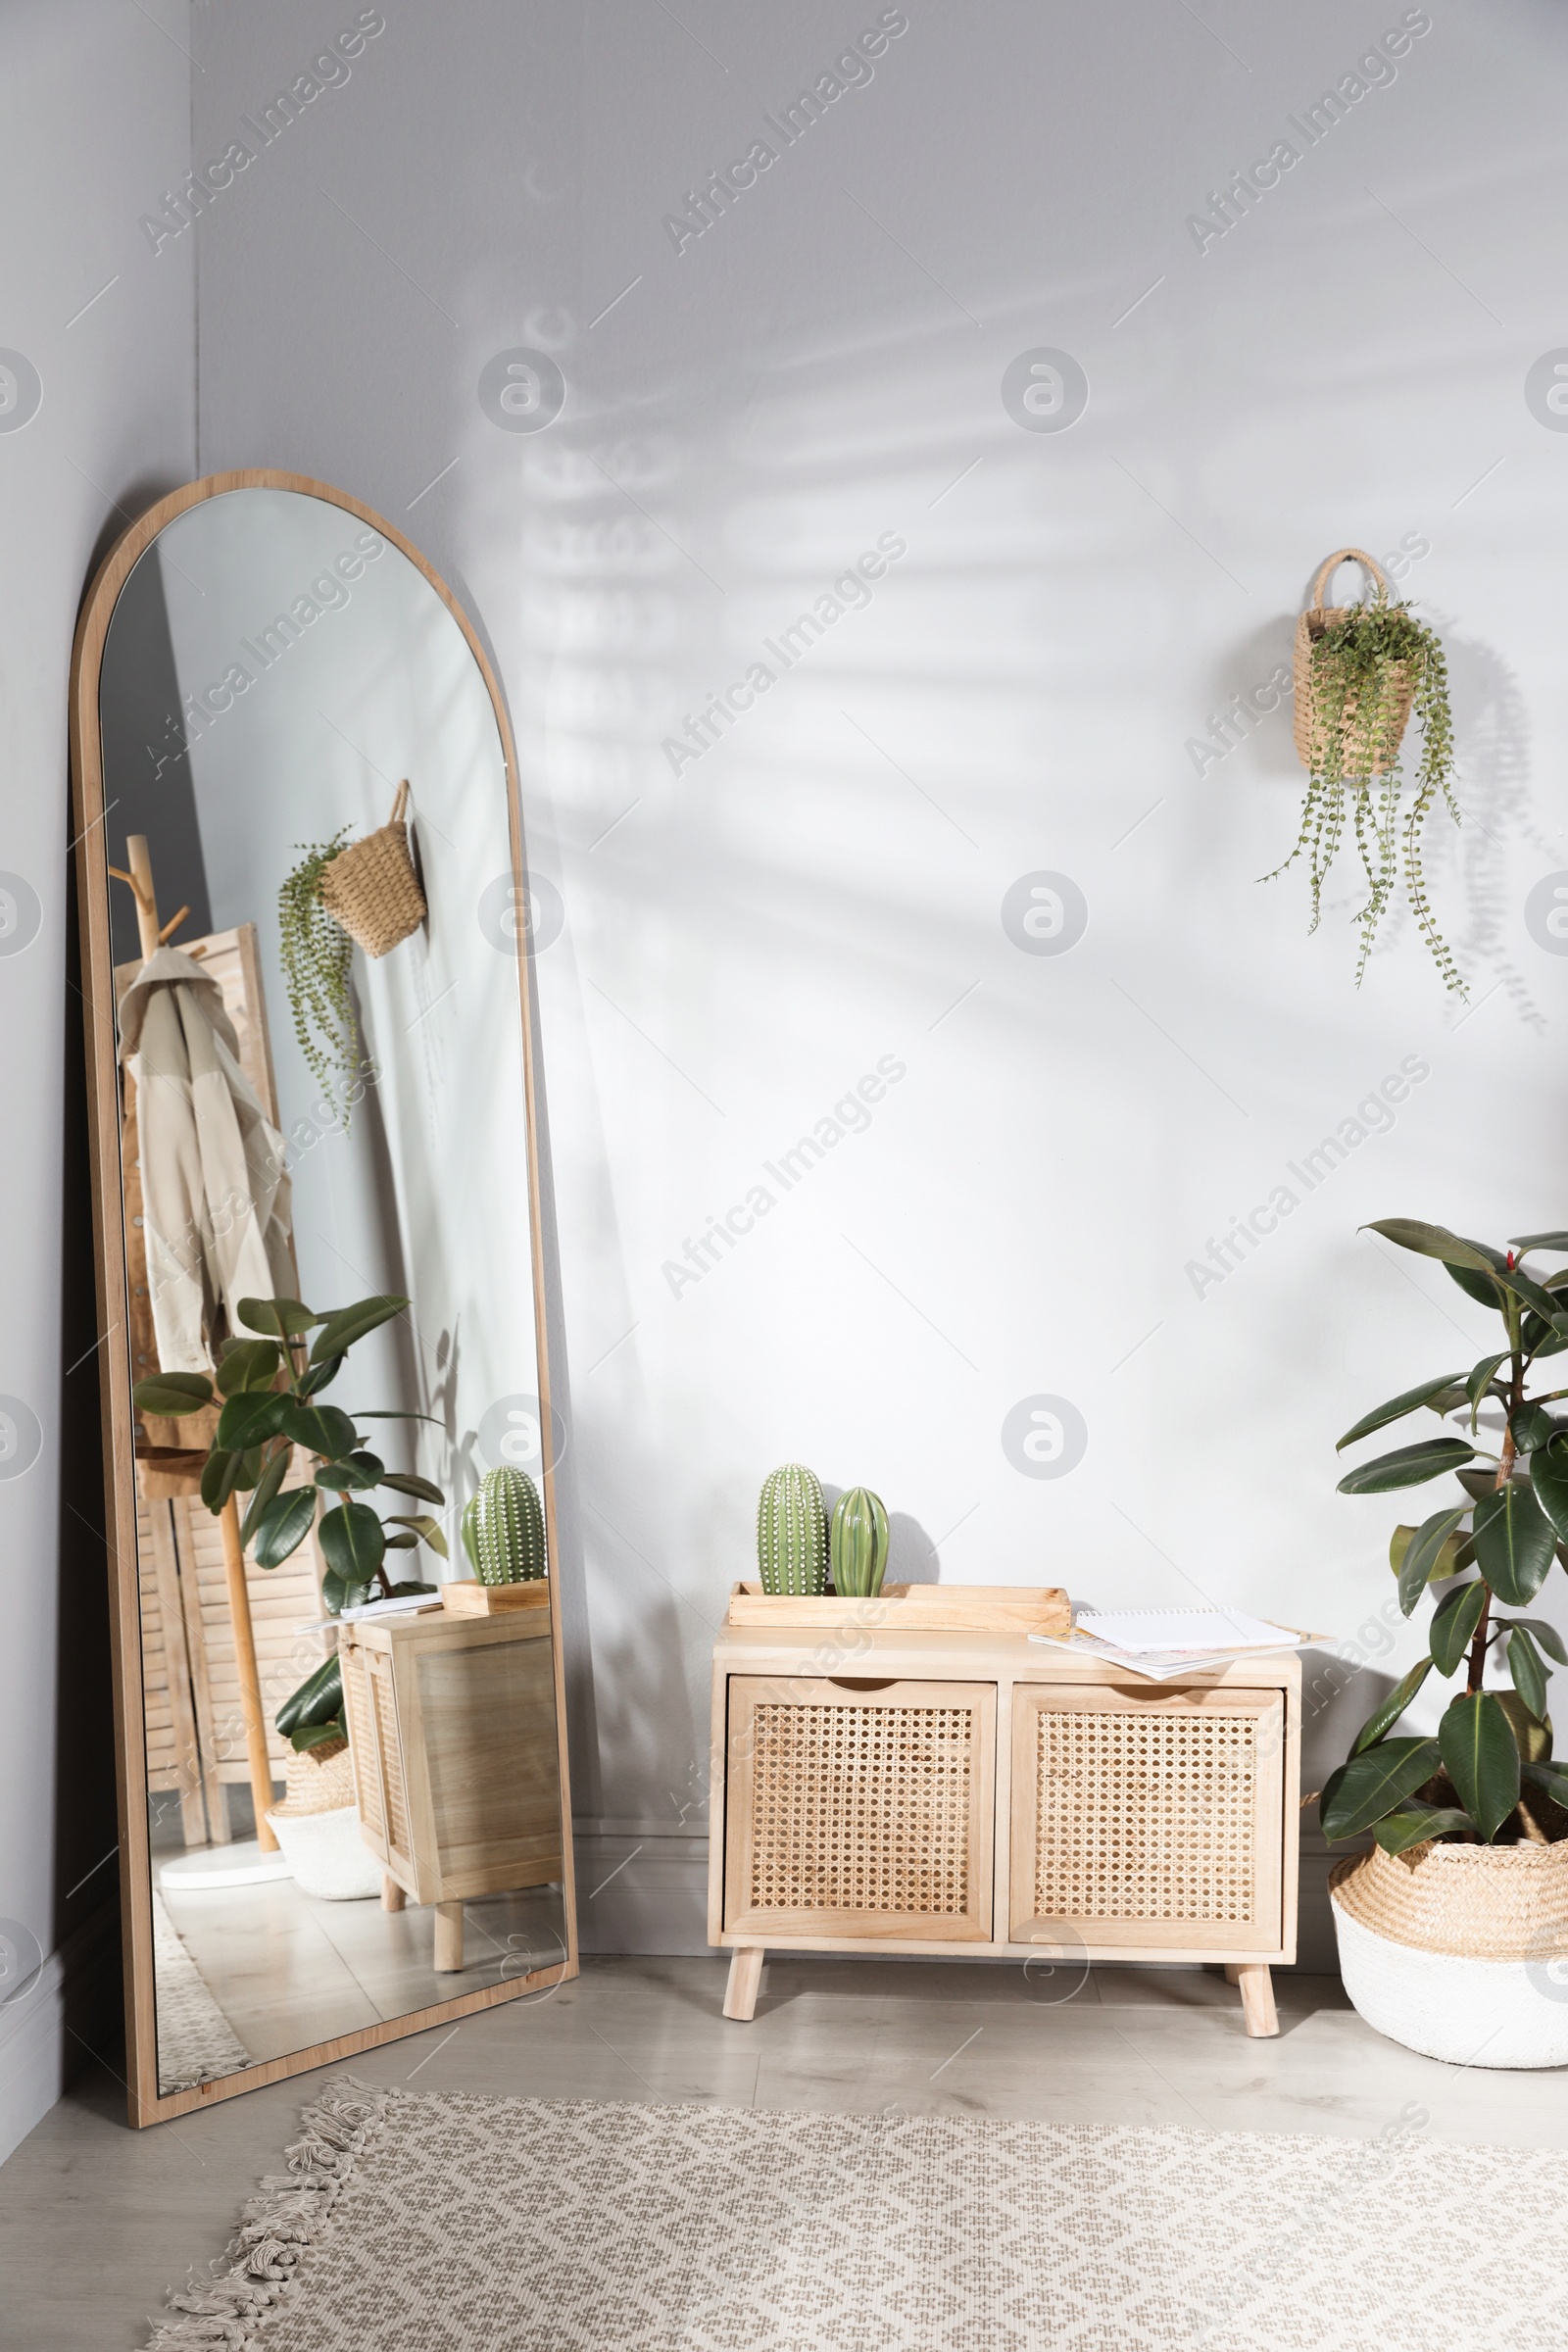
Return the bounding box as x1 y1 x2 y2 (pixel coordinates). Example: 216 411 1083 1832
110 835 320 1853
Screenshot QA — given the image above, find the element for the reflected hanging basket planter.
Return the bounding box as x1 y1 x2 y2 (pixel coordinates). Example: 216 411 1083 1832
318 779 427 958
1262 546 1462 994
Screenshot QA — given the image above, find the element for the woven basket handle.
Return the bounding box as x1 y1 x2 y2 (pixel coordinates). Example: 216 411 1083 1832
389 779 411 827
1307 547 1392 613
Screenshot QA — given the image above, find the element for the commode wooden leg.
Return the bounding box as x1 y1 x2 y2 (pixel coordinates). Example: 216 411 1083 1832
723 1945 765 2021
381 1875 406 1912
1231 1962 1278 2037
434 1899 465 1972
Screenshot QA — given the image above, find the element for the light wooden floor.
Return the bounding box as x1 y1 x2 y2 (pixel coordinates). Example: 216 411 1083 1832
4 1955 1564 2350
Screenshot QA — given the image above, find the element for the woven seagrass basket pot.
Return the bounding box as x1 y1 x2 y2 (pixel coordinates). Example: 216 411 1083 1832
1331 1836 1568 2068
265 1740 382 1901
1293 547 1415 781
318 779 426 957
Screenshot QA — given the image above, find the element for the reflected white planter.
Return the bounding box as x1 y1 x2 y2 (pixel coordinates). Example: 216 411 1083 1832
1331 1838 1568 2070
266 1804 382 1901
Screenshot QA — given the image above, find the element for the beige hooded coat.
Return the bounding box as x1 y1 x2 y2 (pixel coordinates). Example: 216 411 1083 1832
118 946 294 1374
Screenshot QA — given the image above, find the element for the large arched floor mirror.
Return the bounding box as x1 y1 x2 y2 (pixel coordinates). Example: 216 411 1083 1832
70 470 575 2127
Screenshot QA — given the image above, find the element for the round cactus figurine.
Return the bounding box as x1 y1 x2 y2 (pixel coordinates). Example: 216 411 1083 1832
462 1465 548 1586
757 1463 827 1595
830 1486 890 1598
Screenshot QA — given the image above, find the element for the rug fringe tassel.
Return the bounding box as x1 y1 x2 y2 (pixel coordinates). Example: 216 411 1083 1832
144 2077 395 2349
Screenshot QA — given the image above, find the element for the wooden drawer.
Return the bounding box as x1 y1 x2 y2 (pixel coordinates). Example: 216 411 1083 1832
722 1676 995 1942
1009 1683 1284 1953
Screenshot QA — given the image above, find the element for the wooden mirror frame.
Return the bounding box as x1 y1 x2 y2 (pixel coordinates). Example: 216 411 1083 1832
68 468 577 2127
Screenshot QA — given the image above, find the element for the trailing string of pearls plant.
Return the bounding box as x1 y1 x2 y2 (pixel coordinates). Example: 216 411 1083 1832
1263 548 1462 994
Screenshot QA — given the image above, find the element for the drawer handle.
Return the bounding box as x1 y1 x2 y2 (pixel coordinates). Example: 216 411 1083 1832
826 1677 897 1691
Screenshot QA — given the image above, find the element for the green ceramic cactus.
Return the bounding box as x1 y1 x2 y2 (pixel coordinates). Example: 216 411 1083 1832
462 1465 548 1586
757 1463 827 1595
830 1487 890 1598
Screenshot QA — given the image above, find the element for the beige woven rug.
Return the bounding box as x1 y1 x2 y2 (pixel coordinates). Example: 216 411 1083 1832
148 2079 1562 2350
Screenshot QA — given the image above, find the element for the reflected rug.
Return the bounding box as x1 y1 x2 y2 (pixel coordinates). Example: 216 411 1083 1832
148 2077 1561 2349
151 1889 251 2094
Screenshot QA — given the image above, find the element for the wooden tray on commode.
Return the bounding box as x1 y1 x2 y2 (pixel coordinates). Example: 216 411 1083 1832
441 1579 551 1617
725 1581 1069 1636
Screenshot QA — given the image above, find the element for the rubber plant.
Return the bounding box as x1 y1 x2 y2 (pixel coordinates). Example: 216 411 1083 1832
1264 601 1462 994
1324 1218 1568 1854
131 1292 447 1754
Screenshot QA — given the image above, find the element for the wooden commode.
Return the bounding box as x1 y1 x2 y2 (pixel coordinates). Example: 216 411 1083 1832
709 1613 1299 2037
341 1604 564 1971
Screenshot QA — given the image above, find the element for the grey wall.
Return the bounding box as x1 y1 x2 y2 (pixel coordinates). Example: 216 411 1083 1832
182 0 1568 1964
0 1 193 2162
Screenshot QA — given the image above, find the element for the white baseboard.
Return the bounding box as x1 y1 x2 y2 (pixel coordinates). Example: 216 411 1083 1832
0 1898 122 2168
569 1824 1346 1975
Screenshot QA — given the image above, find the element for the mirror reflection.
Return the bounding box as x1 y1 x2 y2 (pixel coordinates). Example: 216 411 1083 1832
98 488 565 2096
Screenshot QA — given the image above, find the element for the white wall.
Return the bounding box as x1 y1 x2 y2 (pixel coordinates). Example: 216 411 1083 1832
0 2 193 2161
185 0 1568 1964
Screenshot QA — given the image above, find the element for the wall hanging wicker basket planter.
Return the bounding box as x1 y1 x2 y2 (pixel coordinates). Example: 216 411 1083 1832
318 779 427 957
1330 1838 1568 2068
1292 547 1415 780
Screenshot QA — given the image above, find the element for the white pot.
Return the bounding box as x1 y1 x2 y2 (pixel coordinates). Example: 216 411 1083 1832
1332 1883 1568 2070
265 1804 383 1901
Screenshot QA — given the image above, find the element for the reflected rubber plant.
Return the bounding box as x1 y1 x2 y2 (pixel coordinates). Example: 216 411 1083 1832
1324 1220 1568 1851
131 1292 447 1751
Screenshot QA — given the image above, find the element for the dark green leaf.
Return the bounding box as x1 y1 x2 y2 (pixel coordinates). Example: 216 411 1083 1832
1336 1374 1464 1452
316 1449 384 1493
1363 1219 1499 1274
1496 1690 1553 1762
383 1532 418 1549
230 1446 265 1494
1473 1483 1556 1604
215 1390 289 1452
1505 1624 1551 1720
387 1581 438 1598
1320 1738 1442 1840
289 1716 347 1754
379 1470 445 1505
1465 1352 1509 1432
1439 1690 1520 1841
355 1409 444 1425
200 1447 241 1514
279 1401 360 1460
297 1353 345 1397
237 1296 321 1339
321 1568 375 1615
132 1371 214 1419
1457 1466 1506 1501
1498 1265 1568 1324
1351 1657 1435 1755
1337 1438 1476 1494
1510 1405 1562 1455
1504 1616 1568 1665
215 1340 282 1397
252 1485 318 1568
1509 1231 1568 1251
274 1654 343 1737
238 1443 291 1547
1531 1446 1568 1544
319 1500 385 1584
386 1512 448 1559
309 1294 408 1365
1373 1806 1474 1853
1523 1759 1568 1807
1446 1259 1506 1310
1430 1579 1487 1676
1397 1506 1469 1616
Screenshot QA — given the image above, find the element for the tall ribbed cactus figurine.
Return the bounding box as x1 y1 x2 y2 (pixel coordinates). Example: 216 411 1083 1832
462 1465 548 1586
756 1463 827 1595
830 1487 890 1598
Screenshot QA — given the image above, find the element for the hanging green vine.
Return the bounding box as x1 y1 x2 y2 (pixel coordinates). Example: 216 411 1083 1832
1263 602 1463 994
278 832 358 1120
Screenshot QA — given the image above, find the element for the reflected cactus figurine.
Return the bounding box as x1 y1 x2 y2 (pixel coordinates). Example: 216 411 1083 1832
757 1463 827 1595
462 1465 547 1586
830 1487 890 1598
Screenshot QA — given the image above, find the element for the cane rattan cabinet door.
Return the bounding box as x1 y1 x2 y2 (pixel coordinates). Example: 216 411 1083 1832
1010 1683 1285 1953
723 1676 996 1941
